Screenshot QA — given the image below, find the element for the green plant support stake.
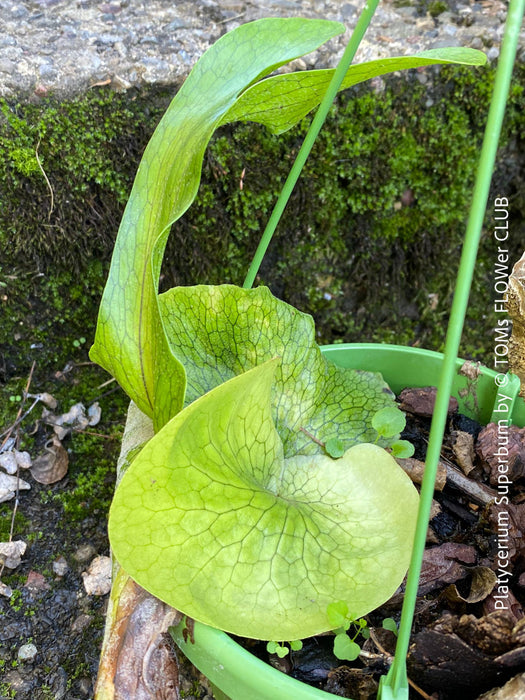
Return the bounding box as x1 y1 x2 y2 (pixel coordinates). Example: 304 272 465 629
378 0 525 698
243 0 381 290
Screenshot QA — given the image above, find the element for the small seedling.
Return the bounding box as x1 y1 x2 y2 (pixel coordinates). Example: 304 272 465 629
324 438 345 459
390 440 415 458
381 617 399 636
372 405 406 439
266 640 303 658
372 405 415 458
327 601 370 662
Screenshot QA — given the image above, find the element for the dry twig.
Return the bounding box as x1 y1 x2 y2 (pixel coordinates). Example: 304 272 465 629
35 140 54 221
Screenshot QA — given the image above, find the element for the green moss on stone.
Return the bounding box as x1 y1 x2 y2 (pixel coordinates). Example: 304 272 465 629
0 506 29 541
0 64 523 375
0 88 174 268
428 1 448 17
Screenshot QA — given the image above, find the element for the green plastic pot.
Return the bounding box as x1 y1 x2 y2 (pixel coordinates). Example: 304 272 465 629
170 342 525 700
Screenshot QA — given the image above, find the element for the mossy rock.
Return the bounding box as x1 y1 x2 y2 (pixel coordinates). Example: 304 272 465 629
0 63 524 381
427 0 449 17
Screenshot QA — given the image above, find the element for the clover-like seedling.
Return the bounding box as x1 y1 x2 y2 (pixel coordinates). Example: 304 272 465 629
372 405 406 439
372 405 415 458
266 639 303 658
333 634 361 662
327 601 370 662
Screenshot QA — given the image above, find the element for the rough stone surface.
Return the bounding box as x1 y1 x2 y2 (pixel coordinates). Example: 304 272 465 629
17 643 38 662
0 0 523 99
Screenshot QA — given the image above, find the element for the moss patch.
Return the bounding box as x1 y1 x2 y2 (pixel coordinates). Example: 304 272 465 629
0 90 171 269
427 1 448 17
0 64 524 378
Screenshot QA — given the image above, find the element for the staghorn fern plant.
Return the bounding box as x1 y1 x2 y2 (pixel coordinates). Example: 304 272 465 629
90 17 486 642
